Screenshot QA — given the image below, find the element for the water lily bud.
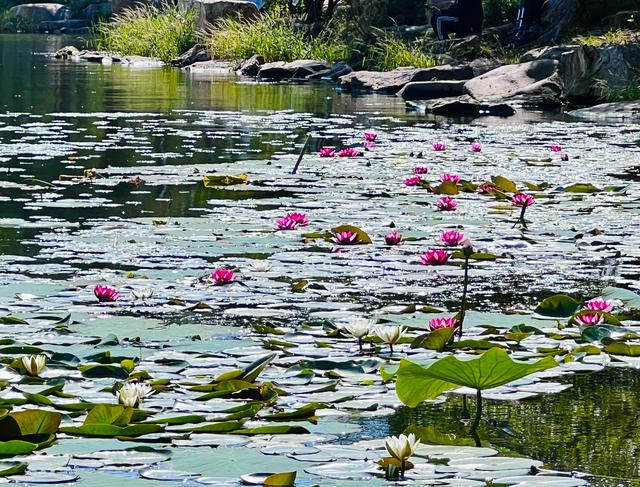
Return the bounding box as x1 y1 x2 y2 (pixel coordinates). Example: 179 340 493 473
22 354 46 377
461 239 474 257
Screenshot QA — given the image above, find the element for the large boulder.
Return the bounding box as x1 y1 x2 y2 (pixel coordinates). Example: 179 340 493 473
463 60 564 104
558 44 640 102
177 0 259 29
407 95 516 117
397 80 466 100
238 54 264 76
8 3 69 22
568 101 640 121
338 64 475 94
258 60 333 80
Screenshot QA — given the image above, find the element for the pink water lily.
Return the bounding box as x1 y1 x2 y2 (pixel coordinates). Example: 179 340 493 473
477 182 499 194
429 317 458 331
432 142 446 151
276 216 298 230
440 173 461 184
404 175 422 186
338 148 360 157
583 299 613 313
512 193 535 207
575 312 604 326
471 143 482 152
364 132 377 142
284 212 308 226
441 230 464 246
333 231 360 245
318 147 335 157
94 285 119 303
212 268 235 285
550 145 563 152
413 166 428 175
420 249 451 266
435 197 457 211
385 231 403 246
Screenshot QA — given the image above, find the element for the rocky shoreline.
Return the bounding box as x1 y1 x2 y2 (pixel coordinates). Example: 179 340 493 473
52 40 640 121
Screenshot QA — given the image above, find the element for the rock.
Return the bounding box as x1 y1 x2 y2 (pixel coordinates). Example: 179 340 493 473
602 10 640 29
184 60 235 72
176 0 259 29
238 54 264 76
407 95 516 117
338 64 475 94
8 3 69 22
79 51 121 63
397 80 466 100
54 45 80 59
39 19 88 32
121 55 165 67
306 61 353 80
558 43 640 102
81 2 111 20
520 45 578 63
258 60 333 80
568 101 640 121
464 60 564 104
171 44 211 68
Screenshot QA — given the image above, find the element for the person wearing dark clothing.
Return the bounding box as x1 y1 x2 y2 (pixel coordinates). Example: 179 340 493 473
505 0 546 44
430 0 484 41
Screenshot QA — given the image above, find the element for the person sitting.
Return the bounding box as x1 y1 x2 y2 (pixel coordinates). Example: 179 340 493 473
429 0 484 41
505 0 546 45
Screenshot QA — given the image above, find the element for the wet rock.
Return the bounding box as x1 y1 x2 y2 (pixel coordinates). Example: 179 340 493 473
184 60 235 72
238 54 265 76
338 64 475 94
568 101 640 121
407 95 516 117
81 1 112 20
464 59 563 105
559 43 640 102
397 80 466 100
79 51 122 63
520 45 578 63
306 61 353 80
177 0 259 29
258 60 334 80
39 19 88 32
54 45 80 59
8 3 70 22
171 44 211 68
121 55 165 68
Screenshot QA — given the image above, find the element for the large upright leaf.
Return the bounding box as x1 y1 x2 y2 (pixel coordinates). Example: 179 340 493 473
396 348 557 407
534 295 580 318
411 327 455 351
0 410 62 441
84 404 132 426
491 175 517 193
214 353 277 384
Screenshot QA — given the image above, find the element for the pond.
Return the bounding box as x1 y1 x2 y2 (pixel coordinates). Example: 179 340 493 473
0 33 640 486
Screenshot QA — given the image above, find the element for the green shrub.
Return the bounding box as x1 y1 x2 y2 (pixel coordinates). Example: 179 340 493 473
598 81 640 102
93 3 197 62
364 33 437 71
0 8 40 32
206 11 348 63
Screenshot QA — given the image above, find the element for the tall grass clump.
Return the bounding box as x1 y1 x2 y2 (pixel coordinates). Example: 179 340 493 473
364 34 437 71
575 28 638 47
206 11 348 63
0 8 39 32
598 81 640 102
93 3 197 62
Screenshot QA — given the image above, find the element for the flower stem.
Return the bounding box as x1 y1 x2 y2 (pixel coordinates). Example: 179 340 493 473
357 337 363 354
389 343 394 355
458 256 469 339
469 388 483 444
518 205 528 229
401 460 405 478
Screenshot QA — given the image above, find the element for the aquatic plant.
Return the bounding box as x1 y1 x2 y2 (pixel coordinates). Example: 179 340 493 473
94 285 120 302
285 212 309 226
364 132 377 142
212 268 235 285
420 249 450 266
337 148 360 157
21 354 46 377
318 147 336 157
550 145 563 152
440 231 464 247
440 173 461 184
251 261 272 272
384 231 403 246
332 231 360 245
512 193 535 229
375 325 405 354
276 216 298 230
575 313 604 326
477 182 499 194
428 317 458 331
117 382 153 408
413 166 428 175
384 433 420 478
471 143 483 152
432 143 446 151
404 176 422 186
435 197 457 211
583 299 613 313
344 317 372 353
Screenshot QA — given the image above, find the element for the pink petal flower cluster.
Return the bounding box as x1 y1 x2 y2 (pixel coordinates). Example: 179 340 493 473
94 285 119 302
583 299 613 313
276 212 309 230
429 317 458 331
404 176 422 187
477 182 499 194
436 197 457 211
432 142 446 151
471 143 482 152
413 166 428 175
420 249 450 266
512 193 535 207
364 132 377 142
441 230 464 246
384 231 402 245
440 173 461 184
212 268 235 285
318 147 335 157
575 312 604 326
333 231 359 245
550 145 563 152
338 148 360 157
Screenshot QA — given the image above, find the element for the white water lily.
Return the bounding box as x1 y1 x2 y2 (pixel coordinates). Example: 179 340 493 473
132 288 154 300
385 433 420 462
21 354 46 377
375 325 405 354
344 316 372 338
117 382 153 408
251 260 272 272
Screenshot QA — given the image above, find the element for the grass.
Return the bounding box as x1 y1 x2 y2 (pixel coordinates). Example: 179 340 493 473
364 33 438 71
597 81 640 102
206 11 348 63
0 8 40 32
575 28 639 47
93 3 197 62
